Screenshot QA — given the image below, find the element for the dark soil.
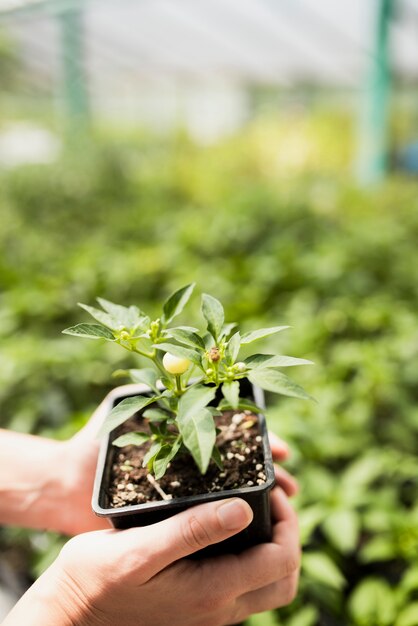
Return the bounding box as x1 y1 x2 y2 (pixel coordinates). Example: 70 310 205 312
108 410 266 508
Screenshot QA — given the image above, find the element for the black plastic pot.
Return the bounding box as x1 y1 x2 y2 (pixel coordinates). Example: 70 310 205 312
92 381 275 556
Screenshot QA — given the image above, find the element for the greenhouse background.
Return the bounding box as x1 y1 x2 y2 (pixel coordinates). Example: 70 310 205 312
1 0 418 624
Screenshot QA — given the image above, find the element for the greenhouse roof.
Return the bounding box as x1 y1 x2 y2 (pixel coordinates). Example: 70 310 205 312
2 0 418 87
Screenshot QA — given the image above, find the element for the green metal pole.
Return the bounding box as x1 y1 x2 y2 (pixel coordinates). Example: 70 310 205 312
355 0 393 185
59 7 90 139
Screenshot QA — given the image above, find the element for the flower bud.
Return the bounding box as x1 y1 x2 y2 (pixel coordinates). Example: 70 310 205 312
205 368 214 377
208 347 221 362
119 331 130 341
163 352 191 375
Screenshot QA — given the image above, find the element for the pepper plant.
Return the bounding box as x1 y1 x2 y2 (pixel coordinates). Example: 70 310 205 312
63 284 312 479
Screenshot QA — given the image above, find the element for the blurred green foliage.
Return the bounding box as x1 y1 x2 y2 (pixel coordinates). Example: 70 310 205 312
0 116 417 625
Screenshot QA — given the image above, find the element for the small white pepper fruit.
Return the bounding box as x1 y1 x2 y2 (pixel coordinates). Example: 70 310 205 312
163 352 191 374
233 362 246 373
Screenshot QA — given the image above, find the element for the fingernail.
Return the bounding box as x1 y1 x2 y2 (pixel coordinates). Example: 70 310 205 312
217 499 253 530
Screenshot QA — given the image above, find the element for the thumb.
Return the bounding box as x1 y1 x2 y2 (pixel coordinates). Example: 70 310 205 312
116 498 253 580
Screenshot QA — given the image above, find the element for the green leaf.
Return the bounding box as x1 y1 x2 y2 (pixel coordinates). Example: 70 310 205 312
396 603 418 626
225 332 241 365
303 552 346 590
143 441 162 469
127 368 160 392
201 293 225 341
349 578 396 625
222 381 240 409
153 438 182 480
154 342 203 368
98 395 159 437
211 445 223 470
177 385 216 421
217 397 263 414
202 332 216 349
286 606 318 626
360 536 396 563
96 298 147 331
400 565 418 594
113 432 151 447
298 505 328 545
166 328 205 350
248 369 312 400
62 323 115 341
240 326 290 344
244 353 314 368
322 510 360 554
177 407 216 474
77 303 118 329
220 322 238 339
162 283 195 325
143 408 171 422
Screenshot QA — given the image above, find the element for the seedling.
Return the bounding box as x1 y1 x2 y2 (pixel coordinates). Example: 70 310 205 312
63 284 312 480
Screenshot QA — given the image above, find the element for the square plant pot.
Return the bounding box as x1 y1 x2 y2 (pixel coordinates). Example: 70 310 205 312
92 380 275 557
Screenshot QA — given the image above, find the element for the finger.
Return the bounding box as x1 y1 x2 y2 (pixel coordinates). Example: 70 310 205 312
268 432 290 461
274 465 299 497
224 488 300 594
113 497 253 581
270 485 299 529
234 572 299 620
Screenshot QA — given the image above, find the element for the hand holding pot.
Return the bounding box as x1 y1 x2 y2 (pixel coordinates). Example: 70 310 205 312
3 487 299 626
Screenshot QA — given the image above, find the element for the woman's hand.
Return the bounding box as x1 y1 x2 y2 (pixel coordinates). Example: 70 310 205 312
3 488 300 626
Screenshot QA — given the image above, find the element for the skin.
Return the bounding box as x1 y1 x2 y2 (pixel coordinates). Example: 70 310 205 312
0 385 300 625
3 488 300 626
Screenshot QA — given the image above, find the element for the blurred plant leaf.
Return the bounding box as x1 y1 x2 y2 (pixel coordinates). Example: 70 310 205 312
349 578 396 625
396 604 418 626
322 510 360 554
303 552 346 590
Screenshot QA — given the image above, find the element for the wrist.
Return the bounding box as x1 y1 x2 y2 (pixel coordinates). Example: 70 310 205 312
2 561 91 626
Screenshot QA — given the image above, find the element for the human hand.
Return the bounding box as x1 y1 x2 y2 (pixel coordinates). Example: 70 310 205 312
3 488 299 626
269 431 299 497
57 385 148 534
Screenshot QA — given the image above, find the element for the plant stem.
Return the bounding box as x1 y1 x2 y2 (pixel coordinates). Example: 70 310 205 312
175 375 183 395
132 347 154 359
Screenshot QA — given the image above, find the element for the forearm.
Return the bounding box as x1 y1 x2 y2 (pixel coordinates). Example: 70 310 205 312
0 429 70 533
